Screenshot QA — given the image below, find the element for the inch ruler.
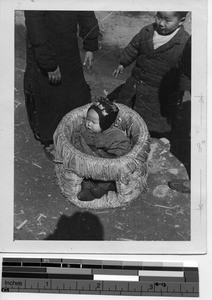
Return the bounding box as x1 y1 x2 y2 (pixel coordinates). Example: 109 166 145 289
1 258 199 297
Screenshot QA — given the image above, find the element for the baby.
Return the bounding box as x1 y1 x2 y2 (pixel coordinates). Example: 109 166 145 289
74 97 132 201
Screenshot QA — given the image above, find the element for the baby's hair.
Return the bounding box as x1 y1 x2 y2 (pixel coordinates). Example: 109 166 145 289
175 11 189 19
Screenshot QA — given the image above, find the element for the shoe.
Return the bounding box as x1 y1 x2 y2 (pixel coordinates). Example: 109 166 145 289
43 144 55 161
168 179 190 193
78 188 96 201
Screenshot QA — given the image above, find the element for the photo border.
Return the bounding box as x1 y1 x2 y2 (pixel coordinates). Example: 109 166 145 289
0 0 207 254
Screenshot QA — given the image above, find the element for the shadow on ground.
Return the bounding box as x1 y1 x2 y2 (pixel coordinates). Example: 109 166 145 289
45 212 104 240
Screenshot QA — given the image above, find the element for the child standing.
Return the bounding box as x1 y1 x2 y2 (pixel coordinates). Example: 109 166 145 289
74 98 132 201
112 11 191 136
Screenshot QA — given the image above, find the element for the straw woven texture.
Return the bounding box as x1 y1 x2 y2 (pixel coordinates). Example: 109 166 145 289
53 103 150 209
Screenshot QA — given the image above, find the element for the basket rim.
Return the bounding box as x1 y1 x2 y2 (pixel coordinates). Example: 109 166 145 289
54 103 149 162
53 103 150 182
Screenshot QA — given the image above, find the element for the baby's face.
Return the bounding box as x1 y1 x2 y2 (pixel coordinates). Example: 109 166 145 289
155 11 184 35
85 109 101 133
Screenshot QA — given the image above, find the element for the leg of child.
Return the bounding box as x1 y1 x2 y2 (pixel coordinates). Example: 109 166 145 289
78 179 116 201
78 179 96 202
90 181 116 199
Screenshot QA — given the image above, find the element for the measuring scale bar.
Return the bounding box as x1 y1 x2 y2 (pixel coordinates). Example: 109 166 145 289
1 258 199 297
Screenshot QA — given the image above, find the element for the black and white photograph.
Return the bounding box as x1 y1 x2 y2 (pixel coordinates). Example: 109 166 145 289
0 0 207 254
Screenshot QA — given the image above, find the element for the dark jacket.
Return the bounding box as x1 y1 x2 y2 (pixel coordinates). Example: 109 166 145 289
120 23 190 91
24 11 99 144
25 10 99 73
117 23 191 133
179 36 191 89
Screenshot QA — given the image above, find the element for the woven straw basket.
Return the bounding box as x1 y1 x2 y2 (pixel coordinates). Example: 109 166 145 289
53 103 150 209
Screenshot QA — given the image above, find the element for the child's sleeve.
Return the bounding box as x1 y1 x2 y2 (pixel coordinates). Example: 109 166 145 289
24 11 58 72
77 11 99 52
107 140 131 157
105 132 132 157
119 31 142 67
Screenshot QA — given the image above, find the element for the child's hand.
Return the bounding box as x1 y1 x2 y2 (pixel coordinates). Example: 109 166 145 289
113 65 124 78
83 51 94 70
48 65 61 85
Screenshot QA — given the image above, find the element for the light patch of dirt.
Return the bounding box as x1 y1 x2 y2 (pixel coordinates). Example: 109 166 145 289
153 185 171 198
168 168 179 175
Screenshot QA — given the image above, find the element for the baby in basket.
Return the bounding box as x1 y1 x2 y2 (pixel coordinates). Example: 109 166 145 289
74 97 132 201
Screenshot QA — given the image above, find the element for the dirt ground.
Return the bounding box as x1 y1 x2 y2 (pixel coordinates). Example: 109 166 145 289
14 11 191 241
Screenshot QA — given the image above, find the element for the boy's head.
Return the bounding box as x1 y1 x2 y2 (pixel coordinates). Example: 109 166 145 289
155 11 188 35
85 97 119 133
